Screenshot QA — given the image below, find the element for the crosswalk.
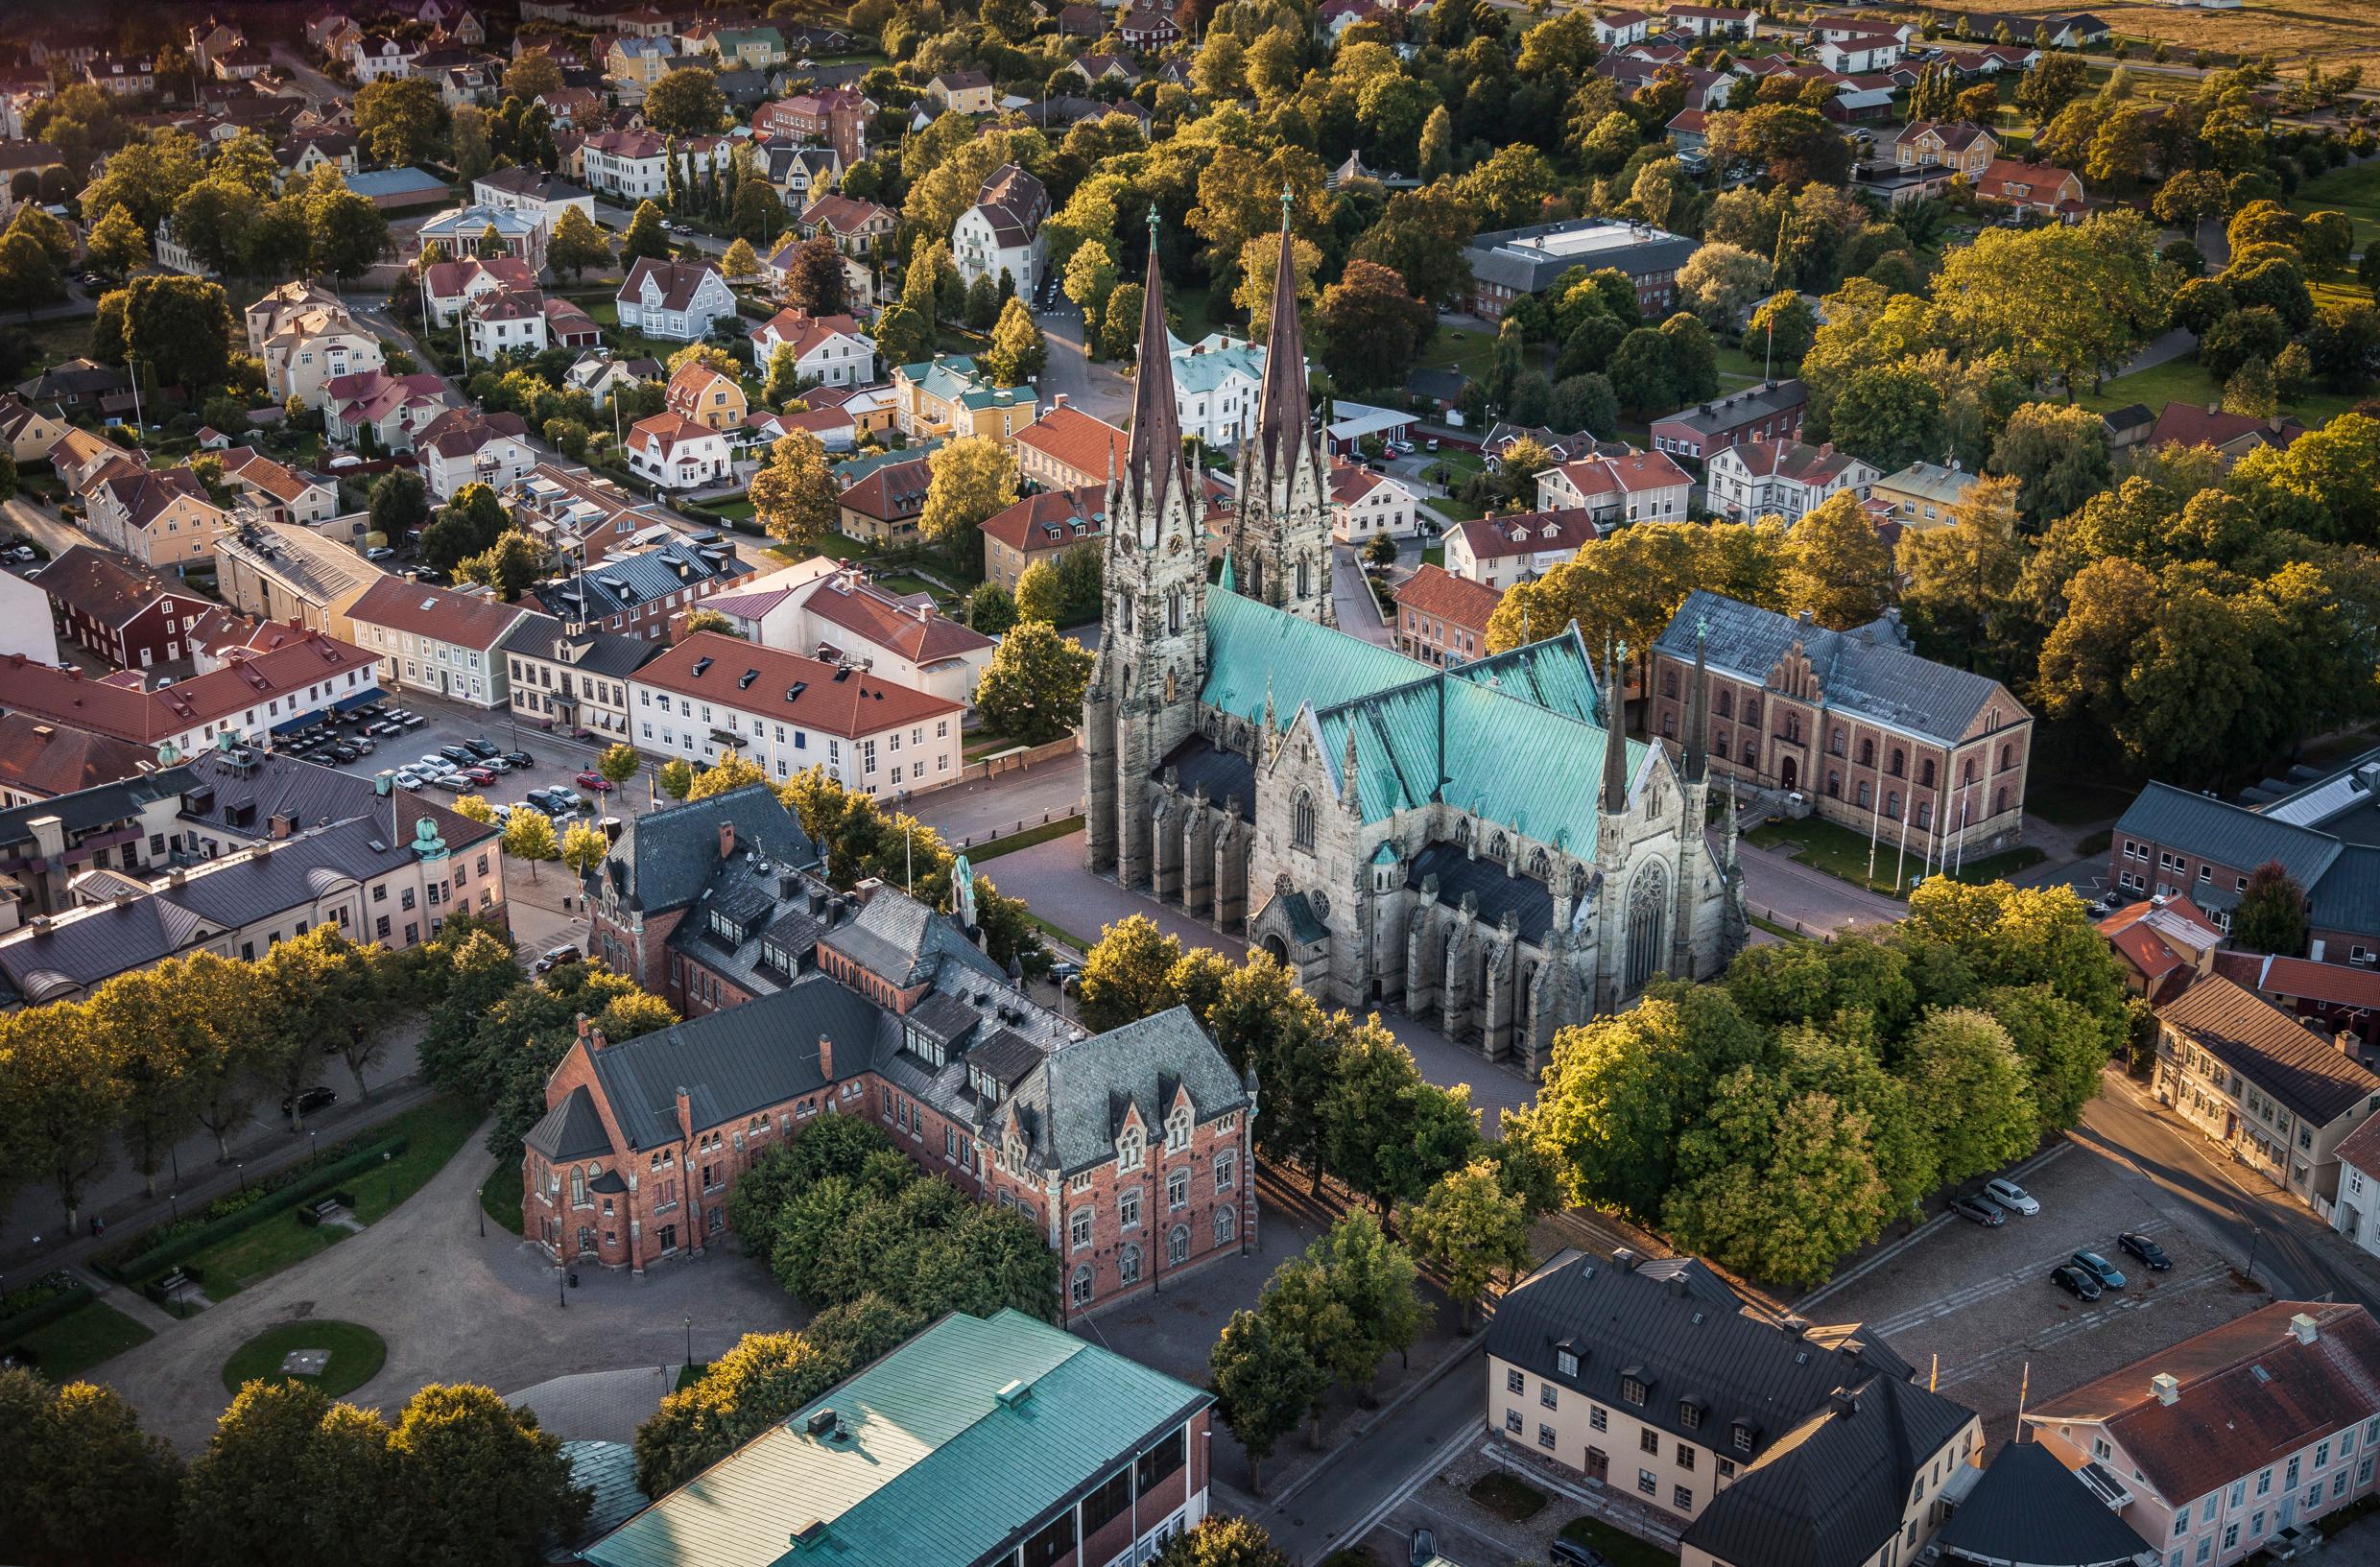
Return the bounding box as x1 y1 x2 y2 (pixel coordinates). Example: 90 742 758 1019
1935 1261 2233 1393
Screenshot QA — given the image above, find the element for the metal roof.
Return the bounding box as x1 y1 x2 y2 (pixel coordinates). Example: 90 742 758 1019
2113 781 2341 893
526 1085 614 1162
1199 583 1421 724
1932 1441 2153 1567
593 784 820 915
583 1309 1209 1567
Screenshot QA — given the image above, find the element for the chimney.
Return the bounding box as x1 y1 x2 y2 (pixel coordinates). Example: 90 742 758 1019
2291 1312 2320 1345
719 819 736 861
1829 1390 1859 1418
575 1012 591 1047
2151 1371 2179 1405
1611 1246 1639 1270
269 811 298 840
676 1084 693 1143
113 890 135 909
1052 392 1068 409
167 867 186 889
589 1025 608 1051
818 1032 835 1080
1797 608 1815 626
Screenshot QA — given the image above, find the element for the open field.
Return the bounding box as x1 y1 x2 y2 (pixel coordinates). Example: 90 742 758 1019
2081 354 2365 426
1959 0 2380 72
2295 160 2380 251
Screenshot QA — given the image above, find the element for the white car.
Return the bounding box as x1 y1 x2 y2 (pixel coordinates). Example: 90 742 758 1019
1984 1177 2040 1217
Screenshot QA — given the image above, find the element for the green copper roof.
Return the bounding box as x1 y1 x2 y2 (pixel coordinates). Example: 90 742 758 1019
1448 631 1609 727
1202 584 1421 725
583 1311 1209 1567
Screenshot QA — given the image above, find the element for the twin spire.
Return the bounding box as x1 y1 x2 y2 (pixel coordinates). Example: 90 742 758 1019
1253 183 1313 484
1124 207 1190 520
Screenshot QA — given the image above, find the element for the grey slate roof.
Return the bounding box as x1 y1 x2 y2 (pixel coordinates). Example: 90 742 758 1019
820 890 1008 990
2113 782 2341 893
528 537 749 624
1412 842 1558 944
178 747 493 849
1003 1005 1249 1177
1933 1440 2154 1567
1657 590 2012 748
1678 1373 1976 1567
1660 378 1808 436
0 766 194 857
592 785 819 915
1464 219 1698 297
666 846 834 1000
1488 1250 1917 1467
1159 735 1256 821
528 1084 615 1161
498 610 663 679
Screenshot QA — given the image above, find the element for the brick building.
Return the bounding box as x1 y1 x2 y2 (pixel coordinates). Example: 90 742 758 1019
1649 592 2033 864
1461 219 1697 321
1649 379 1807 466
546 837 1257 1311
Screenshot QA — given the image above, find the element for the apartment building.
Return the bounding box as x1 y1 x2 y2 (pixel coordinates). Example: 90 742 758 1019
214 518 384 642
892 354 1037 444
83 469 232 571
703 562 995 704
0 628 381 755
1649 379 1807 465
524 534 752 639
978 486 1105 594
1534 448 1694 528
248 280 387 409
1443 509 1601 590
499 611 655 743
748 309 876 391
346 577 533 709
415 408 538 501
1703 439 1879 524
1393 563 1502 667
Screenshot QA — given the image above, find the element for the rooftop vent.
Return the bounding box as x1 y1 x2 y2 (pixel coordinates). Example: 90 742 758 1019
993 1379 1034 1409
2152 1372 2180 1405
804 1408 838 1437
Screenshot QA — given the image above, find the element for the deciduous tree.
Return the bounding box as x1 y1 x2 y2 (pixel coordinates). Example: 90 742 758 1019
749 430 839 554
1207 1309 1324 1495
1077 914 1185 1031
1778 493 1892 628
2233 862 2311 957
918 436 1018 564
646 66 726 135
1397 1158 1532 1331
503 806 560 883
548 204 612 279
384 1384 588 1564
356 77 447 168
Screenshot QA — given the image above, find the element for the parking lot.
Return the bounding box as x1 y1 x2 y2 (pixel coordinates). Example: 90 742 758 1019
1805 1140 2273 1446
282 691 631 827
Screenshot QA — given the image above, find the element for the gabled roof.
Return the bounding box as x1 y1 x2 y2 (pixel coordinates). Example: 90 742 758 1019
30 544 170 627
1932 1441 2152 1567
819 889 1007 992
1717 438 1867 486
1013 402 1124 480
618 256 726 311
1451 507 1600 561
979 485 1107 554
2028 1301 2380 1505
2113 781 2341 892
835 452 933 521
349 576 529 651
799 570 992 667
591 782 817 916
1393 563 1502 635
627 412 725 458
2147 400 2306 454
632 631 962 738
2159 973 2380 1127
0 714 160 800
527 536 747 621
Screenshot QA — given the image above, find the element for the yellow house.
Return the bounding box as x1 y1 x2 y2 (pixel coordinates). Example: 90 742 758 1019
604 36 675 101
664 360 749 433
892 355 1036 446
1869 460 1982 531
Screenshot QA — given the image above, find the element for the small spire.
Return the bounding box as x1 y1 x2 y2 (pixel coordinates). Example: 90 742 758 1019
1683 619 1710 784
1341 721 1361 810
1219 548 1236 593
1261 673 1275 733
1601 636 1630 816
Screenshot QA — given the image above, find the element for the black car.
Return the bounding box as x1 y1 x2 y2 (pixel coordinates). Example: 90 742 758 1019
2120 1231 2173 1270
1949 1195 2005 1226
1550 1543 1612 1567
462 738 500 760
440 745 477 766
328 743 360 764
502 749 534 769
282 1085 338 1120
2050 1263 2103 1302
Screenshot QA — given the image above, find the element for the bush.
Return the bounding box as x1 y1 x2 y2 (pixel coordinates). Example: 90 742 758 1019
0 1272 95 1342
97 1135 410 1283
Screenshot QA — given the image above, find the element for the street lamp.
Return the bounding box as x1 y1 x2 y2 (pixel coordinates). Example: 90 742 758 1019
236 1161 246 1193
383 1150 393 1211
309 1129 318 1166
684 1315 693 1370
477 1185 487 1239
2246 1225 2264 1284
558 1255 567 1309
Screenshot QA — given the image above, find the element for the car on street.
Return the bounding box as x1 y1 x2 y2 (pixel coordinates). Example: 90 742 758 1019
462 738 500 760
366 546 395 560
2 544 36 561
2120 1231 2173 1270
502 749 534 770
428 773 470 792
575 770 612 791
1550 1542 1611 1567
1948 1195 2004 1226
1985 1177 2040 1216
2069 1250 2126 1290
2049 1263 2103 1301
534 944 583 974
417 753 449 772
282 1085 338 1120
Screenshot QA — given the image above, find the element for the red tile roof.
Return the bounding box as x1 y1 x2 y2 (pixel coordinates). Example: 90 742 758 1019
417 408 530 459
1452 508 1601 561
1722 439 1860 486
980 484 1107 554
837 454 932 522
634 630 961 737
0 712 159 798
218 446 325 505
1394 563 1502 634
1328 463 1399 507
583 127 666 160
801 570 993 667
350 576 530 651
751 309 869 361
2218 951 2380 1016
2148 402 2307 454
1013 403 1124 482
2029 1302 2380 1504
627 412 722 459
801 193 893 236
0 627 378 744
422 254 535 300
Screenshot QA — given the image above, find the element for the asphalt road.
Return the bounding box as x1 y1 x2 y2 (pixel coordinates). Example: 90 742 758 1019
592 200 730 259
1256 1344 1488 1566
1331 544 1393 647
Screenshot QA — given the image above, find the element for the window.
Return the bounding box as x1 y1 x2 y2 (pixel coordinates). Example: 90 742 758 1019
1557 1349 1579 1378
1292 790 1317 852
1168 1223 1189 1266
1216 1151 1237 1193
1215 1204 1235 1244
1678 1444 1696 1471
1538 1422 1558 1451
1167 1168 1188 1209
1071 1265 1093 1306
1118 1188 1140 1228
1541 1383 1559 1410
1071 1208 1091 1249
1506 1409 1524 1435
1622 1376 1648 1406
1641 1429 1660 1456
1508 1368 1525 1394
1638 1469 1658 1498
1118 1244 1142 1284
1674 1485 1693 1512
1679 1402 1702 1431
1118 1126 1144 1171
1590 1405 1607 1433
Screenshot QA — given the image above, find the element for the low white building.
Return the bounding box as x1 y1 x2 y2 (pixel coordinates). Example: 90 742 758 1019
626 414 732 489
346 576 534 709
1703 439 1879 524
749 308 876 389
1169 332 1267 450
1327 463 1422 543
469 166 596 232
615 257 738 342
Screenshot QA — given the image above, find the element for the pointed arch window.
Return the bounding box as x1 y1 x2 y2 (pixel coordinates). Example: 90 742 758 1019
1166 586 1183 635
1292 790 1317 852
1295 557 1311 599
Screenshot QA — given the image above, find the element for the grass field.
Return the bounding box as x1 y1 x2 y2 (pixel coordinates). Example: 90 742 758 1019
1418 325 1495 383
1748 815 1921 898
969 815 1086 860
2081 354 2364 426
2294 160 2380 250
1562 1515 1678 1567
3 1300 155 1381
480 1161 523 1231
221 1319 388 1398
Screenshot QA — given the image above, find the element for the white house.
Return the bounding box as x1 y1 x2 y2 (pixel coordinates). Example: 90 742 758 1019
415 409 539 501
469 166 596 232
420 254 537 328
347 575 532 709
579 128 671 200
1443 508 1600 590
154 216 214 278
1327 463 1423 543
464 286 551 361
950 162 1049 298
563 350 662 408
627 414 732 489
700 559 996 706
1703 439 1880 523
1169 332 1267 449
1815 32 1903 71
749 309 876 389
1532 447 1694 526
347 35 419 81
416 203 546 273
615 257 738 342
1592 9 1650 47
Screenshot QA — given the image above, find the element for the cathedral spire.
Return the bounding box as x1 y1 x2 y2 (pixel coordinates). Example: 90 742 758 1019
1683 614 1710 784
1126 207 1188 516
1253 183 1313 482
1601 638 1630 815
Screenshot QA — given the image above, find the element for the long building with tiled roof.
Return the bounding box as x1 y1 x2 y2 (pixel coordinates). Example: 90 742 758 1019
0 624 381 752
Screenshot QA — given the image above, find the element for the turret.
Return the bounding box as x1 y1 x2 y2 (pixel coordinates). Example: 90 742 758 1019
1601 638 1630 815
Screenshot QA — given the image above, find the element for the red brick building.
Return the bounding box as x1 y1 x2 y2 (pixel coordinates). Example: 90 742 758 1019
549 831 1257 1314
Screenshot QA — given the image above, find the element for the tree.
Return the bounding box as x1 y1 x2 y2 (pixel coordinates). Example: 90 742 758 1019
598 744 641 790
384 1384 587 1565
1078 915 1184 1032
1677 241 1768 331
918 436 1018 566
1778 494 1892 628
976 622 1095 747
1936 214 2171 395
1097 284 1142 364
1732 103 1852 188
356 77 447 168
181 1379 390 1567
1663 1067 1897 1286
91 274 236 392
1207 1310 1324 1496
2223 356 2279 417
749 431 839 554
1316 259 1434 394
1154 1517 1295 1567
17 1379 181 1565
83 203 151 278
1748 290 1818 366
982 296 1046 388
418 482 509 572
1349 185 1478 307
621 200 672 263
455 531 547 599
785 233 845 316
0 232 66 319
2233 862 2310 957
84 971 202 1199
647 66 726 135
657 758 695 800
1607 326 1678 415
720 237 761 283
1897 475 2025 669
1988 401 2111 528
0 1005 127 1227
547 204 612 280
503 50 565 102
1905 1008 2037 1182
1827 362 1945 475
731 178 786 246
1397 1158 1531 1332
451 795 500 826
503 803 561 883
369 469 431 546
966 581 1018 635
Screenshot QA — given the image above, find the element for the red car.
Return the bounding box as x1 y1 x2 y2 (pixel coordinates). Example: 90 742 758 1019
460 765 497 786
575 770 613 792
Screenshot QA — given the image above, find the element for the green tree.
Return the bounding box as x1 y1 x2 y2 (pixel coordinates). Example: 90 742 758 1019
83 969 202 1199
504 50 564 102
730 179 786 246
1396 1158 1531 1332
647 66 726 134
90 273 237 392
656 758 695 800
1607 326 1678 415
1987 400 2112 527
967 581 1018 635
1983 984 2110 1132
503 807 560 884
20 1379 181 1566
1661 1067 1896 1286
454 531 548 599
385 1384 587 1564
982 296 1047 388
918 436 1018 567
598 743 641 789
548 204 612 280
785 233 846 316
621 200 672 263
2232 862 2310 957
180 1380 391 1567
1827 362 1945 475
1077 914 1184 1032
762 342 801 409
0 1005 128 1226
83 203 151 277
974 621 1093 745
1208 1309 1325 1496
355 77 447 167
559 822 609 876
1748 290 1818 365
1778 493 1892 628
1896 475 2025 670
720 237 761 282
1154 1516 1296 1567
1904 1007 2037 1182
417 481 509 572
1316 258 1434 394
748 431 839 554
1013 559 1063 625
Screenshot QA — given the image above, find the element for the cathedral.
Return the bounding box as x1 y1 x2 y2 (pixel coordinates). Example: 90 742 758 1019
1082 204 1749 1070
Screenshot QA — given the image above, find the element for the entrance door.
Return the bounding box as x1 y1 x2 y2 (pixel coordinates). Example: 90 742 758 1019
1780 754 1797 792
1585 1447 1609 1485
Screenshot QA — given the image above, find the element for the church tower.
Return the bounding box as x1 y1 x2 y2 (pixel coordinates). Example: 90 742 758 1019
1670 616 1713 981
1083 213 1209 888
1230 188 1333 625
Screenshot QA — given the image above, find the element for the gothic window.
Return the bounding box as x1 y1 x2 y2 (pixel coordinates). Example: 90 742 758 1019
1456 817 1472 844
1169 1223 1190 1266
1118 589 1133 625
1119 1244 1143 1284
1829 726 1845 756
1072 1265 1094 1306
1296 557 1311 599
1999 743 2014 772
1994 786 2009 815
1858 737 1874 767
1166 586 1183 635
1920 757 1937 787
1531 847 1551 880
1117 1126 1145 1171
1963 757 1977 785
1166 1104 1192 1152
571 1167 586 1205
1715 689 1732 719
1215 1204 1236 1244
1247 558 1262 597
1490 834 1508 861
1292 791 1317 852
1742 698 1760 727
1784 713 1799 743
1624 860 1670 992
1661 668 1678 699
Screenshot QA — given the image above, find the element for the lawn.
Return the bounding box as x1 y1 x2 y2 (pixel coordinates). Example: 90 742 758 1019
1421 545 1446 567
1418 325 1494 382
2 1300 154 1381
175 1095 483 1296
704 497 757 522
221 1319 388 1398
968 814 1086 860
1467 1471 1549 1522
2081 354 2364 426
480 1161 523 1231
1562 1516 1678 1567
1746 815 1921 898
1944 844 2048 886
1025 912 1093 952
1712 343 1777 385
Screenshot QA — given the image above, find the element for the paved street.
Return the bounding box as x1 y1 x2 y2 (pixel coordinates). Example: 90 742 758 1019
1331 544 1392 647
909 756 1083 847
1035 301 1131 425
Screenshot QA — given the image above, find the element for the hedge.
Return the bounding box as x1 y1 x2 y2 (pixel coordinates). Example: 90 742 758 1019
97 1136 410 1285
0 1274 95 1344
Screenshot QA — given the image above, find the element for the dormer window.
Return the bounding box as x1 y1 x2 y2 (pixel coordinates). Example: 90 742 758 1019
1621 1373 1648 1406
1118 1125 1145 1171
1165 1104 1192 1152
1556 1349 1579 1378
1732 1422 1754 1454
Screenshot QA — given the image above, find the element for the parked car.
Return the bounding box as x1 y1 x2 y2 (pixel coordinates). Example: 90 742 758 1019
502 749 534 770
2 544 35 561
328 743 360 764
282 1085 339 1120
1948 1195 2004 1227
575 769 613 791
439 745 476 765
460 765 497 786
463 738 500 760
1984 1177 2040 1216
2119 1231 2172 1270
2069 1250 2126 1290
2049 1263 2103 1302
365 546 395 561
479 755 512 773
534 944 583 974
1550 1542 1612 1567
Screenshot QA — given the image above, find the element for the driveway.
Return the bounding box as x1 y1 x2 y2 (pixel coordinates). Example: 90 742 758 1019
96 1121 804 1451
1035 302 1130 425
1331 545 1393 647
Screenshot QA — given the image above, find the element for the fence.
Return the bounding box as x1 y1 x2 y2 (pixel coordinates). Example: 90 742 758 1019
942 733 1079 790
